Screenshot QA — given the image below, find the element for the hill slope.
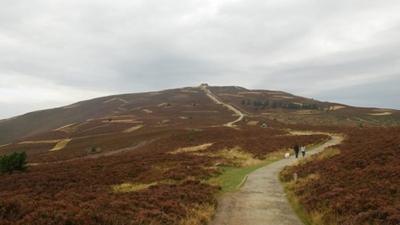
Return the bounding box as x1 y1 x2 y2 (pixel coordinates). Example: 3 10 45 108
0 84 399 225
1 85 399 147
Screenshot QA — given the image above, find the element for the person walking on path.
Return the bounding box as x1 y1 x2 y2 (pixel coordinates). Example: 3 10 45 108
301 146 306 157
293 144 300 158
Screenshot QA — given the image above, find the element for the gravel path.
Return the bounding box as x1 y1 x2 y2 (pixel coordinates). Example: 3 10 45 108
200 86 244 127
210 133 343 225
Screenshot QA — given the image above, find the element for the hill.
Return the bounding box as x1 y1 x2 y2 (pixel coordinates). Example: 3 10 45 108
0 85 399 225
1 85 399 146
1 85 399 163
208 86 400 126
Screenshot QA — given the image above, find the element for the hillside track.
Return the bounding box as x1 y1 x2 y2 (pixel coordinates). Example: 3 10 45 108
210 133 344 225
29 138 157 166
200 85 245 127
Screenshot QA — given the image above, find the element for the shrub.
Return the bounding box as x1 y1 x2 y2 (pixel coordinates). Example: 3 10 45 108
0 152 28 174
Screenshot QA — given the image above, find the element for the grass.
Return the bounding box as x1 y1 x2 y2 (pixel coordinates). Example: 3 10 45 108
281 176 337 225
49 139 72 152
209 147 263 167
112 182 157 193
19 140 60 144
123 125 144 133
207 140 327 194
208 164 266 193
280 146 341 225
295 147 340 166
171 143 214 154
208 150 287 193
282 181 314 225
179 204 215 225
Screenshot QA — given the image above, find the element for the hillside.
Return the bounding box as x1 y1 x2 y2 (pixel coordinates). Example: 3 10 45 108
208 86 400 127
281 126 400 225
0 87 234 145
1 85 399 147
0 85 399 225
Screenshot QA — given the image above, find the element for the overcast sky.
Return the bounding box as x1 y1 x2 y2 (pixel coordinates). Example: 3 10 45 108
1 0 400 119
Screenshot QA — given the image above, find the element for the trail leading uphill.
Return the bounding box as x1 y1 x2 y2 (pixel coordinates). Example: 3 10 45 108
200 85 244 127
210 133 344 225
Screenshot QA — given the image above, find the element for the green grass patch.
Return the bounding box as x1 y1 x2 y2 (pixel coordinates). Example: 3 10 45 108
209 164 265 193
208 151 285 193
208 139 330 194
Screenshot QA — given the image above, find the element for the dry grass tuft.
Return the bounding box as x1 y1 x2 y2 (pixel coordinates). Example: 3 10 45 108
246 121 259 126
103 119 141 124
179 204 215 225
19 140 61 144
171 143 213 154
123 125 144 133
296 148 340 166
49 139 72 152
142 109 153 113
103 97 128 104
112 182 157 193
329 105 346 111
213 147 262 167
368 112 392 116
55 123 77 133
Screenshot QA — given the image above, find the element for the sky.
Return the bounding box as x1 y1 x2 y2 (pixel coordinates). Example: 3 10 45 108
1 0 400 119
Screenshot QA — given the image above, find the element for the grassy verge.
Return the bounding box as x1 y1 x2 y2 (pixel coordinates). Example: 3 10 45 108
281 180 314 225
281 177 334 225
280 147 341 225
208 138 331 194
208 150 286 193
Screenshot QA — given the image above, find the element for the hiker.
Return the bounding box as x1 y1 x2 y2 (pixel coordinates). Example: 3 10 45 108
301 146 306 157
293 144 300 158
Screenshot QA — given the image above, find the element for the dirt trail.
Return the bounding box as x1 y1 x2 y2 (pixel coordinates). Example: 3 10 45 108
29 139 157 166
200 86 244 127
210 133 344 225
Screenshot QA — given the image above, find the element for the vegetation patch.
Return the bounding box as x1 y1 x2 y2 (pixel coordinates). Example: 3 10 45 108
49 138 72 151
179 204 215 225
123 125 144 133
368 112 392 116
55 123 78 133
171 143 214 154
246 120 259 126
18 140 60 144
208 164 266 193
280 127 400 225
293 148 341 167
210 147 263 167
329 105 346 111
0 152 27 174
209 149 288 193
105 119 140 124
112 182 158 193
142 109 153 113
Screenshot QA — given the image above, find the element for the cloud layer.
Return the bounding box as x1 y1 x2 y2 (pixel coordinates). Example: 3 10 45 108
1 0 400 118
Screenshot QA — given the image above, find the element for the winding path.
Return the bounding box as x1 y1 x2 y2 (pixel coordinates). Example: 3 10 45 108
29 139 157 166
200 85 244 127
210 133 344 225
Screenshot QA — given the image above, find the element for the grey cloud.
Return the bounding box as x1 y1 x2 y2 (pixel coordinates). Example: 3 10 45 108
315 75 400 109
1 0 400 118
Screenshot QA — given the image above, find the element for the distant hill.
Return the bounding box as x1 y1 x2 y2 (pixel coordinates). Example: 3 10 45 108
208 86 400 127
1 85 399 146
